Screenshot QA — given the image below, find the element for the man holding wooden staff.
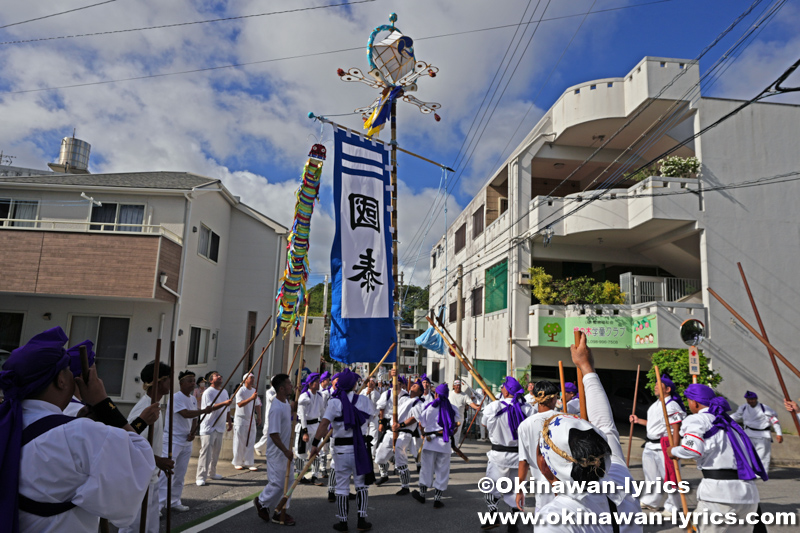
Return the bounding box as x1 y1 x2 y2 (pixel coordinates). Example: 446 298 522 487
629 374 686 516
380 377 425 495
309 368 377 532
254 373 297 526
731 391 783 472
669 384 767 532
375 374 408 485
481 376 534 530
295 372 324 485
195 371 233 486
119 360 174 533
232 372 261 471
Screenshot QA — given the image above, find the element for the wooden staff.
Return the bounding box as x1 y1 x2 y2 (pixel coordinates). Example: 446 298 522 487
246 346 266 446
82 344 110 533
738 263 800 436
708 288 800 380
655 365 691 532
460 395 486 447
428 316 496 402
281 299 310 524
200 316 272 424
274 342 395 515
558 361 566 412
166 341 175 533
140 313 165 533
626 365 641 467
208 336 277 428
574 331 588 421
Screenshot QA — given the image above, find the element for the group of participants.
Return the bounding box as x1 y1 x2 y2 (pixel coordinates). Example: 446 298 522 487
0 326 793 532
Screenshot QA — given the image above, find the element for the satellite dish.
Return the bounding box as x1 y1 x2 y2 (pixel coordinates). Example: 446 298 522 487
680 319 705 346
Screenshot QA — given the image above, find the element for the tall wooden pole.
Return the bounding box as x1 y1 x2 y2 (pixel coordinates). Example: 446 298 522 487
166 341 175 533
140 313 165 533
428 316 496 402
626 365 640 467
558 361 566 411
281 298 310 523
574 331 588 421
654 365 691 532
737 263 800 435
391 98 400 449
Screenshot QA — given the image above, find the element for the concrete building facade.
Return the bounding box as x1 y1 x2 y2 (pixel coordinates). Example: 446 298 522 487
428 57 800 428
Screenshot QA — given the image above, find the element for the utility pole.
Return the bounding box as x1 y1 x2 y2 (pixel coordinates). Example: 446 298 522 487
455 264 463 380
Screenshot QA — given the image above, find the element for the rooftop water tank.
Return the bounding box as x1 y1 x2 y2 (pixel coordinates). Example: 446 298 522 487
48 136 91 173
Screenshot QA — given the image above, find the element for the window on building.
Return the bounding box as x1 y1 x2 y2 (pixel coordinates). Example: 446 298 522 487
69 315 130 397
472 205 484 238
449 301 457 323
454 223 466 254
90 203 145 232
198 225 220 262
431 252 436 269
431 361 440 383
485 259 508 313
499 198 509 215
188 326 211 365
0 198 39 228
471 286 483 317
0 312 25 354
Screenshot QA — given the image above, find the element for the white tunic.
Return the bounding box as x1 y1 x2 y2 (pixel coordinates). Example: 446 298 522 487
523 393 537 406
566 397 581 415
644 398 685 450
731 402 781 440
672 408 760 504
298 390 323 427
516 408 557 511
484 398 535 468
164 391 197 446
323 392 377 455
234 386 261 422
19 399 154 533
537 373 643 533
417 402 463 454
199 387 229 435
376 389 407 420
128 394 164 484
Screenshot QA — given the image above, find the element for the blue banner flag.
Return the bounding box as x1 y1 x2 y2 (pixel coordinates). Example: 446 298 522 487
329 127 397 363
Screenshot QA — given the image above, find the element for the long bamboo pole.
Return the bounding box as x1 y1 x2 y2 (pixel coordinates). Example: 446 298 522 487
574 331 588 421
140 313 165 533
428 316 496 402
246 347 266 446
655 365 691 532
558 361 566 412
166 341 175 533
199 316 272 425
274 342 396 514
708 288 800 380
737 263 800 436
281 299 310 524
626 365 641 467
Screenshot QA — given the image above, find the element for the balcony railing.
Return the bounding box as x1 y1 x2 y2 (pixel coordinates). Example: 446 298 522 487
620 273 701 304
0 218 183 245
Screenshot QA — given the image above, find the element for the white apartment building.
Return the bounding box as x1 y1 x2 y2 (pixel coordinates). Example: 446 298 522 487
429 57 800 427
0 168 299 409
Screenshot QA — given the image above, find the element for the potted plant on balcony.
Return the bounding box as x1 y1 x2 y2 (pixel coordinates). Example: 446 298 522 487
623 156 700 182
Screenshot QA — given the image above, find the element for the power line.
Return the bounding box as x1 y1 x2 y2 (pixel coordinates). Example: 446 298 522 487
0 0 118 30
0 0 375 46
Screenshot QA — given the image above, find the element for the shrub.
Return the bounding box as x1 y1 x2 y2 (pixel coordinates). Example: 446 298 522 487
646 348 721 403
529 268 626 305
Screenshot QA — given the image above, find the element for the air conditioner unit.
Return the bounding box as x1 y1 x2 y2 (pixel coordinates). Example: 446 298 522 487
518 272 531 285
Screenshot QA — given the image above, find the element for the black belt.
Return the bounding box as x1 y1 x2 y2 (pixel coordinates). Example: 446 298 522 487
424 430 443 437
701 469 740 480
306 418 319 425
334 437 354 446
399 428 418 436
491 444 519 453
745 425 770 432
18 494 76 517
645 437 662 444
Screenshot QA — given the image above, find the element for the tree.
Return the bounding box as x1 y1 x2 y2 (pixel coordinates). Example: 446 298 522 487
646 348 722 403
543 322 562 342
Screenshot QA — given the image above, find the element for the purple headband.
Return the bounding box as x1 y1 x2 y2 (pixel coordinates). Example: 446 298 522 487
744 391 758 400
420 373 430 383
684 383 716 406
564 382 578 394
0 327 74 533
496 376 526 440
320 371 331 382
427 383 457 442
383 376 408 401
660 374 685 412
331 369 371 476
301 372 320 394
706 397 767 482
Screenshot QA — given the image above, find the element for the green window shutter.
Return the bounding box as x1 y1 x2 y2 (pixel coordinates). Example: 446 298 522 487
484 259 508 314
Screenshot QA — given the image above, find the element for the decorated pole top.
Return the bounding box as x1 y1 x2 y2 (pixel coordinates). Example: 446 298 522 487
337 13 441 137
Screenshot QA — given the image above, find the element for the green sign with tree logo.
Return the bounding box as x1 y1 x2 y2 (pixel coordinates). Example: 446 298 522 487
538 314 658 349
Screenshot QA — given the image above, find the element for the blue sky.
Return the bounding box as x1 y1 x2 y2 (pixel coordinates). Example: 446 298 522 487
1 0 798 287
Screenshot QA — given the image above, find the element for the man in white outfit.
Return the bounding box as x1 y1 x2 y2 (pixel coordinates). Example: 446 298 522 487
629 374 686 514
449 380 480 446
482 375 534 530
535 332 643 533
375 375 408 485
232 373 261 470
361 377 381 458
195 371 233 486
317 371 333 478
381 377 425 495
254 373 297 526
254 383 277 456
296 372 324 485
410 382 461 508
159 370 212 512
731 390 782 472
2 327 156 533
670 384 767 532
515 380 559 513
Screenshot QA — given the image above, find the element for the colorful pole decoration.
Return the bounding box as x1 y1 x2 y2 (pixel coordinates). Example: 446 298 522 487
276 144 326 334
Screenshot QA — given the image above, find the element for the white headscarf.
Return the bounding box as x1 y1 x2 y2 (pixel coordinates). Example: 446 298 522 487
538 414 611 484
